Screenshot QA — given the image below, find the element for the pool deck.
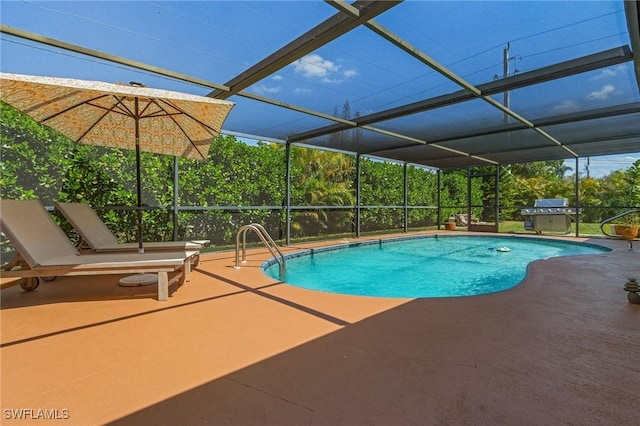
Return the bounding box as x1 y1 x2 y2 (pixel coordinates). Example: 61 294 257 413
1 231 639 425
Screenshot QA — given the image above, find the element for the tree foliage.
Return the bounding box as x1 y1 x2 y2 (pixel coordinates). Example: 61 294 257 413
290 146 355 236
1 101 639 254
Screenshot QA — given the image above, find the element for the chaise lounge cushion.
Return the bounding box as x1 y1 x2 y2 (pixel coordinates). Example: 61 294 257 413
54 201 204 252
1 199 197 300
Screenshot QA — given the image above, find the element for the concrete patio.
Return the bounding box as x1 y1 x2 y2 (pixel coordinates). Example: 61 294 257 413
1 232 639 425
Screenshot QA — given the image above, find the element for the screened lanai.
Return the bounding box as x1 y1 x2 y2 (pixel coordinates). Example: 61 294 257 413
1 0 639 245
3 5 640 425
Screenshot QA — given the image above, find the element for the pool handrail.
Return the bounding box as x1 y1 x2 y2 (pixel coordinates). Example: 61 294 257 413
235 223 286 277
599 209 639 250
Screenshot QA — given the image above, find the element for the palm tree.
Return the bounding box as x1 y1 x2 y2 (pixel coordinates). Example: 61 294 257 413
291 147 355 236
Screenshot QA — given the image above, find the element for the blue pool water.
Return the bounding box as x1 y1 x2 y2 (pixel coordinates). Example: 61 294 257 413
264 236 610 298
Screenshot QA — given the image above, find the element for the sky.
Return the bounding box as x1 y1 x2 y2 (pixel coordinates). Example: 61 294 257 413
564 154 638 179
0 0 638 177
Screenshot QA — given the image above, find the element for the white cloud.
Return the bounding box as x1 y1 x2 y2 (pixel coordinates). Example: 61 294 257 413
343 69 358 78
292 53 356 83
552 99 579 113
319 76 345 84
587 84 615 100
293 88 311 95
293 54 339 79
272 75 283 81
252 85 282 95
591 64 627 81
592 69 616 80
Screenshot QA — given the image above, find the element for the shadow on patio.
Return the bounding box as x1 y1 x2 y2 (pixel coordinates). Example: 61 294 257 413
1 236 639 425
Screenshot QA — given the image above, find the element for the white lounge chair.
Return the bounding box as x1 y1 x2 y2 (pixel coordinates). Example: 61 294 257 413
1 199 197 301
54 201 206 264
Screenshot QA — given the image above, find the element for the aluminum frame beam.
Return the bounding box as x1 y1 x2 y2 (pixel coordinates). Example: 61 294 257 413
0 24 230 93
325 1 600 157
624 0 640 90
363 102 640 156
288 46 633 143
2 5 637 169
432 102 640 145
207 0 401 99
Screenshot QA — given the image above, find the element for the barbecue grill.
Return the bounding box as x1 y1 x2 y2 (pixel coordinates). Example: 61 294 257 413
520 198 577 233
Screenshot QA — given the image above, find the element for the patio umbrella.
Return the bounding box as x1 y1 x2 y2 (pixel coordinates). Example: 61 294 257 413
0 72 234 252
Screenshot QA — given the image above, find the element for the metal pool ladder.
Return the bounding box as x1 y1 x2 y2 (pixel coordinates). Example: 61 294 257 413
235 223 286 277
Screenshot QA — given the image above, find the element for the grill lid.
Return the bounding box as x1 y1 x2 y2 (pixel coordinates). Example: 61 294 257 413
533 198 569 208
521 198 577 215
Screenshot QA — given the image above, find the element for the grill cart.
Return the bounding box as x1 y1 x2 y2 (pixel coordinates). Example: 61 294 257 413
521 198 578 234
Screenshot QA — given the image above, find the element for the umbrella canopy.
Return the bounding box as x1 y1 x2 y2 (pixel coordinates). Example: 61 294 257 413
0 72 234 251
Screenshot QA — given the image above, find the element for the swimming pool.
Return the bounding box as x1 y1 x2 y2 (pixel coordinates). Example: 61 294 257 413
263 235 611 298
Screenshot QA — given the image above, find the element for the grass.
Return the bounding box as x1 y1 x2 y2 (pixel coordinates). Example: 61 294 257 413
498 220 603 236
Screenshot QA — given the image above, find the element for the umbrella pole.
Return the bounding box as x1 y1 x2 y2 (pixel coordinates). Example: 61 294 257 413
135 97 144 253
121 90 156 285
